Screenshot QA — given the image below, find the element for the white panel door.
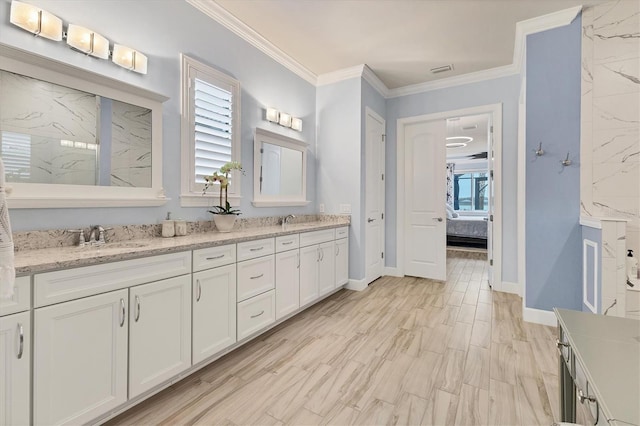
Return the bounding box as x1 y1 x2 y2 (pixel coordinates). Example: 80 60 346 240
192 264 236 365
335 238 349 287
129 275 191 398
299 245 319 306
0 311 30 426
275 249 300 319
365 110 385 283
318 241 336 296
34 289 128 426
404 119 447 280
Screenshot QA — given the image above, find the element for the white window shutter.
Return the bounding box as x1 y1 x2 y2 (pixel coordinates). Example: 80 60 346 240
1 131 31 180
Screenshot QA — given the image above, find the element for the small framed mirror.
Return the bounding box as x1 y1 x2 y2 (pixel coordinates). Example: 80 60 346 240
253 128 309 207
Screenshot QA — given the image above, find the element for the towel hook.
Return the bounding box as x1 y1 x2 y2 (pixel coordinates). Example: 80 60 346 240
561 152 572 167
534 142 544 156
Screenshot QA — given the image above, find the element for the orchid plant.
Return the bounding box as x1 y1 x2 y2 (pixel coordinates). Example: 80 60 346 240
203 161 244 215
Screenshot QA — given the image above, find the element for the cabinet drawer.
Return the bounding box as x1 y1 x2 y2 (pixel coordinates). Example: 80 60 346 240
193 244 236 272
300 229 335 247
237 255 275 302
34 251 192 307
237 238 275 262
0 276 31 316
276 234 299 253
237 290 275 340
335 227 349 239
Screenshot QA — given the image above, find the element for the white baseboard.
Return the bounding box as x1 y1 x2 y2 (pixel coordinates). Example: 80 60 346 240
500 281 522 296
345 278 368 291
384 267 403 277
523 307 557 326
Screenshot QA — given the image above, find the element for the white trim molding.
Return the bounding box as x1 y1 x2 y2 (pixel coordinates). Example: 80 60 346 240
384 267 403 277
346 278 368 292
187 0 582 99
523 307 557 326
583 239 599 313
185 0 316 85
500 281 522 297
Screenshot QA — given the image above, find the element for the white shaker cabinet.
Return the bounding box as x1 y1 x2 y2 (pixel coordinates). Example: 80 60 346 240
318 241 336 296
300 245 320 306
275 249 300 319
34 289 128 426
192 264 237 364
0 311 30 426
335 237 349 287
129 275 191 398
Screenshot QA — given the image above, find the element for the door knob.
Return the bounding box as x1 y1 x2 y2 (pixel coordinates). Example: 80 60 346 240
368 218 375 223
433 217 443 222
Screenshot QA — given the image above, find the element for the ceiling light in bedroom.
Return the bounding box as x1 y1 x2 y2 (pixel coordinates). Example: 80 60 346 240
446 136 473 143
446 142 467 148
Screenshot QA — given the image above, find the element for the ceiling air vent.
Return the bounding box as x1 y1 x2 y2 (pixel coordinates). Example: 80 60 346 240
431 64 453 74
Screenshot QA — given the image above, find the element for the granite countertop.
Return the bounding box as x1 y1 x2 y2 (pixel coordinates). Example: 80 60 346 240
16 219 350 276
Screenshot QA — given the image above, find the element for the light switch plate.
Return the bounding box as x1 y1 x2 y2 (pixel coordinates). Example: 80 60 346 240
319 203 325 213
340 204 351 214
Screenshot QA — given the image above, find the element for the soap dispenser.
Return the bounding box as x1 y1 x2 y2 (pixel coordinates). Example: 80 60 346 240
162 212 175 238
628 249 638 281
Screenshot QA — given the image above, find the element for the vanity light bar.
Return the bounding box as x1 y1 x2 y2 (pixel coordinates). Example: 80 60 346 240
265 107 302 132
9 0 148 74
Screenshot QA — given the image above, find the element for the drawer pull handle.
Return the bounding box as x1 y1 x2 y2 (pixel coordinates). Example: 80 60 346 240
16 323 24 359
206 254 225 260
251 310 265 318
250 273 264 280
250 247 264 252
282 241 293 245
120 298 126 327
135 295 141 322
336 245 340 256
196 279 202 302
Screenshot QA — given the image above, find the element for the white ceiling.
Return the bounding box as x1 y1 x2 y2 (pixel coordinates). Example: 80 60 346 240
212 0 608 89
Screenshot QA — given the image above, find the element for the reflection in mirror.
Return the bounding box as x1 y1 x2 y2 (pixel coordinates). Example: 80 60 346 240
253 128 309 207
261 142 303 197
0 69 152 188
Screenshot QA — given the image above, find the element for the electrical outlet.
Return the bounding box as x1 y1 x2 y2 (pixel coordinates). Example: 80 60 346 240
319 203 325 213
340 204 351 214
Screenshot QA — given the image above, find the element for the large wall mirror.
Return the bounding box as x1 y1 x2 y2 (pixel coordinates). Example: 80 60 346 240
0 44 167 208
253 128 309 207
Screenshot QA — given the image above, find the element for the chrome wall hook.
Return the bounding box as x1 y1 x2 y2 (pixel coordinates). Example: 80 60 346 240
534 142 544 156
561 152 572 167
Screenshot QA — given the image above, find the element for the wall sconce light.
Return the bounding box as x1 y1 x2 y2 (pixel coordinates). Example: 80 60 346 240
266 107 280 123
112 44 148 74
278 112 292 128
10 0 63 41
291 117 302 132
66 24 109 59
9 1 148 75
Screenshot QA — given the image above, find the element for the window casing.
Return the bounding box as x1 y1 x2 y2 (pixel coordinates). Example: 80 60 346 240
180 55 241 207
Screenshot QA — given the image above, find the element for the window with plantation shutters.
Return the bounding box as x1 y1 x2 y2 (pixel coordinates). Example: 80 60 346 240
181 55 241 207
1 131 31 181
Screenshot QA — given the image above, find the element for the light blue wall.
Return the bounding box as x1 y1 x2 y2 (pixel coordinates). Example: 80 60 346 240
581 226 602 313
525 15 582 311
0 0 317 231
316 78 363 279
385 75 521 283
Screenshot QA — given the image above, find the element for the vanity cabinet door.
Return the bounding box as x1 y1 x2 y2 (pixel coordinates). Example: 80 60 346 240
192 265 237 365
299 245 319 306
335 237 349 287
34 290 128 426
129 275 191 398
318 241 336 296
0 311 30 426
275 249 300 319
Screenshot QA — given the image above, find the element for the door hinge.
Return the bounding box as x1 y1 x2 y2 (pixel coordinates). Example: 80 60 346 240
490 125 493 133
490 214 494 222
381 173 384 181
490 170 494 178
382 134 386 142
381 213 384 219
490 259 493 266
260 148 264 153
381 252 384 259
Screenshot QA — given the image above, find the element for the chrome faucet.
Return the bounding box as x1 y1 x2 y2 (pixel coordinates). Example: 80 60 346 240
282 214 296 230
88 225 111 246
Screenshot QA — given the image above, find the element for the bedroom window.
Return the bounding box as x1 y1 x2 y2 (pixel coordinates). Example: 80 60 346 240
454 172 488 212
180 54 241 207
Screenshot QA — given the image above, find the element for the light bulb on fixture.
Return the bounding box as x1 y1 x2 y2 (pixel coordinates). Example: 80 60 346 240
66 24 109 59
112 44 148 74
10 0 62 41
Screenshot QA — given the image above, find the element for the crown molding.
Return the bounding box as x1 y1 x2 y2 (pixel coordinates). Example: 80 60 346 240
185 0 317 85
316 64 364 86
188 2 582 99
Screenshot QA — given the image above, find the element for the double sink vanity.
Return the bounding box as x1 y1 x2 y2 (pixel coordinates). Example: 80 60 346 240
1 218 350 425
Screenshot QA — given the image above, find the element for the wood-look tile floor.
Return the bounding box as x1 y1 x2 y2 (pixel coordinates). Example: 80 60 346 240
107 257 561 426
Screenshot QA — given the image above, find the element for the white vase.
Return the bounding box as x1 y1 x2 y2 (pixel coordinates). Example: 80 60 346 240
212 214 237 233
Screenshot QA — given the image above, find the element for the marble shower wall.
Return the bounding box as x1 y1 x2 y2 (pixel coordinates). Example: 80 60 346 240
581 0 640 257
110 100 152 188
